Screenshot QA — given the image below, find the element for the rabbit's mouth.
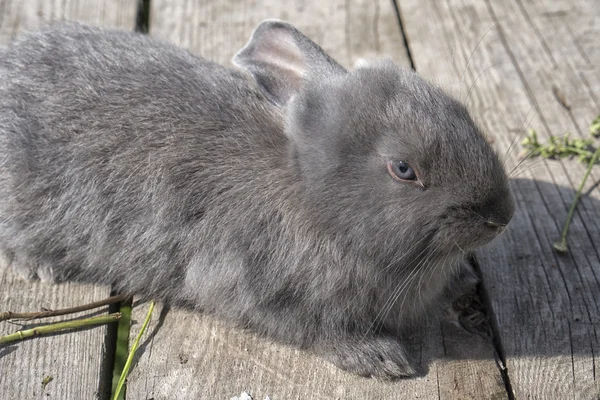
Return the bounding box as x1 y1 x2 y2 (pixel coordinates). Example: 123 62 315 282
459 222 510 251
422 219 507 260
484 220 508 235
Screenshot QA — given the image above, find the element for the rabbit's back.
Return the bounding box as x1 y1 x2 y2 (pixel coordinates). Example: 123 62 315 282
0 24 286 295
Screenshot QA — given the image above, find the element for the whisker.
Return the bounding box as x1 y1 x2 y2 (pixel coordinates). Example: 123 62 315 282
465 62 509 109
507 142 566 177
459 22 498 102
469 208 490 224
503 105 535 167
361 241 436 339
392 241 445 322
508 161 548 179
454 241 465 255
415 249 446 316
340 236 427 315
419 249 453 323
341 235 429 333
397 243 445 320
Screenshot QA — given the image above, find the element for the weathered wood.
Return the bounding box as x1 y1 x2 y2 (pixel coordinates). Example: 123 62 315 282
3 0 594 397
126 1 506 399
398 0 600 398
0 2 137 399
0 268 115 399
0 0 137 43
149 0 412 69
127 301 506 400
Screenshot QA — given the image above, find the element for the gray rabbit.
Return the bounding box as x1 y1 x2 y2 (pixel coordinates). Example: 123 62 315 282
0 20 514 378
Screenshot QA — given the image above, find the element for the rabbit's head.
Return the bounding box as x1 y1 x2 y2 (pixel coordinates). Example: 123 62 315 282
234 20 514 271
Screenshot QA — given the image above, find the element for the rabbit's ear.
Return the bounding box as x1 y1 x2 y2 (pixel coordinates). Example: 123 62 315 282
233 20 346 106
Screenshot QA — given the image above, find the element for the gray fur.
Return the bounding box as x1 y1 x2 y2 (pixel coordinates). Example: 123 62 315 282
0 20 514 378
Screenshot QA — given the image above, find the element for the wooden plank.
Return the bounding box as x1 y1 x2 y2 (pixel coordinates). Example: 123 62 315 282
0 0 137 43
128 300 505 400
127 1 506 399
0 268 115 399
149 0 412 69
0 2 137 399
398 0 600 398
482 1 600 398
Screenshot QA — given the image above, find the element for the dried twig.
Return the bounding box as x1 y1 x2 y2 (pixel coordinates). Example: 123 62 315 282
0 294 129 322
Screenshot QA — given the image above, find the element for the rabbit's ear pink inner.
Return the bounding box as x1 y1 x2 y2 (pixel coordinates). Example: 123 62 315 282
233 19 346 107
254 33 305 78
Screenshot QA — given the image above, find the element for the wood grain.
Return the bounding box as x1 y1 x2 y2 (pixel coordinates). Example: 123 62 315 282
3 0 594 397
0 2 137 399
0 0 137 43
398 0 600 398
0 267 115 399
126 1 507 399
127 301 505 400
149 0 411 69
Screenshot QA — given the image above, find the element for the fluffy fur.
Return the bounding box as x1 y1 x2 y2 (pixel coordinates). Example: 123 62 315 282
0 21 514 378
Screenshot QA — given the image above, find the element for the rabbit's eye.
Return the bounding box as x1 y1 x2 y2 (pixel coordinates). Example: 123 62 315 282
387 160 417 182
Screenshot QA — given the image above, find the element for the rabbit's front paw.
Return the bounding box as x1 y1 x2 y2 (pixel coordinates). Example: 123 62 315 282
0 248 13 272
319 335 417 379
4 250 58 284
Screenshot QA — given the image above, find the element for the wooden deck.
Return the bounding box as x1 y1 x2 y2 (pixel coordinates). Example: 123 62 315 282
0 0 598 399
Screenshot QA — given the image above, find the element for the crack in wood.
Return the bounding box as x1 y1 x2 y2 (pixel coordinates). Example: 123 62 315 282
135 0 151 34
469 254 515 400
391 0 415 70
98 291 122 400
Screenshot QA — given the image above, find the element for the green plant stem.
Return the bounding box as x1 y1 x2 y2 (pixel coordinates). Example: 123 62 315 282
111 298 133 400
561 146 593 157
0 313 121 344
112 301 155 400
554 147 600 253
